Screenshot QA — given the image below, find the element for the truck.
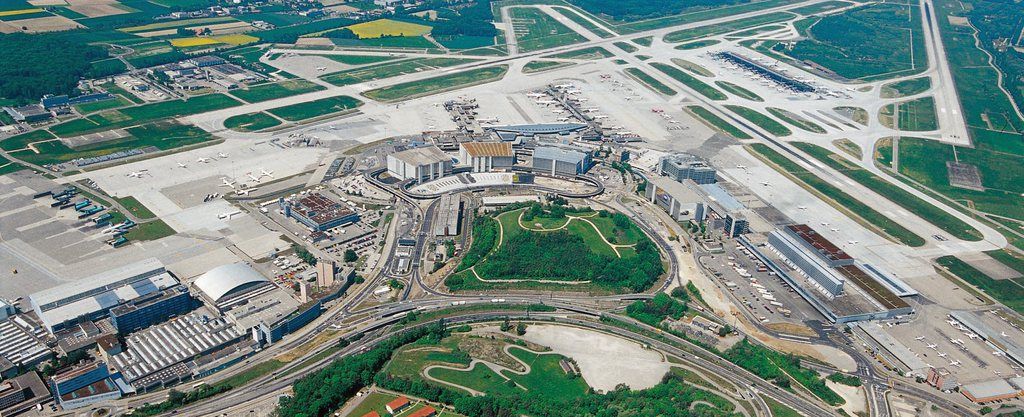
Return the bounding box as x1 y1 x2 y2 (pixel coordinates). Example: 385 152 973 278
74 200 91 211
111 236 128 247
769 301 784 307
94 213 112 223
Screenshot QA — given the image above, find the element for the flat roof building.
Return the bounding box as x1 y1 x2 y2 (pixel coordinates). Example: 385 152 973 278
768 229 845 297
460 142 514 172
50 361 124 410
784 224 854 267
109 285 193 334
386 145 453 183
961 379 1022 404
0 372 49 415
282 192 359 232
432 193 462 237
487 123 588 141
4 104 51 123
29 258 177 333
532 145 591 176
660 154 716 185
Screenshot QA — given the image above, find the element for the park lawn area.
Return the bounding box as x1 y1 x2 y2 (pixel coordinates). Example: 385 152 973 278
344 392 400 417
675 39 720 50
776 2 926 80
0 129 56 152
881 77 931 98
663 12 794 42
766 108 826 133
936 256 1024 315
523 60 574 73
267 96 363 122
880 97 938 131
13 121 213 167
585 214 644 245
320 54 400 66
74 96 133 114
345 18 431 38
510 7 587 52
321 57 476 86
565 220 617 258
747 143 925 246
429 362 523 396
544 46 614 60
613 41 638 53
649 62 726 100
49 94 242 138
362 65 508 103
229 80 325 103
624 68 676 96
686 106 752 139
726 105 792 136
792 142 982 241
500 347 589 401
896 137 1024 221
224 112 281 132
114 195 157 219
552 6 613 38
385 338 469 380
715 81 763 101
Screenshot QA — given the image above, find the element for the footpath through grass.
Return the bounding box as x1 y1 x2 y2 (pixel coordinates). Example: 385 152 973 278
747 143 925 246
792 142 981 241
362 65 509 102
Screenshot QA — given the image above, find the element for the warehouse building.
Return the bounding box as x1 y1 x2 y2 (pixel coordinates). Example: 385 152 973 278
961 379 1024 404
0 372 49 415
281 192 360 232
29 258 178 333
643 176 704 222
459 142 515 172
767 229 846 297
783 224 854 267
853 322 929 377
659 154 717 184
532 145 591 176
3 104 52 123
109 285 193 334
386 145 453 183
49 361 126 410
433 193 462 237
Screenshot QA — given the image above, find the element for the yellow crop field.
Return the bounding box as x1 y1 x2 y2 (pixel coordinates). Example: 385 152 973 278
211 34 258 45
0 8 43 17
170 34 258 48
169 37 220 47
345 19 431 39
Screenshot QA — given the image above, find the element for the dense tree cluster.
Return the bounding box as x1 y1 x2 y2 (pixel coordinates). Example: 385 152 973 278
397 0 497 39
724 339 844 406
0 32 109 101
456 217 499 271
626 293 687 327
256 17 355 43
567 0 747 22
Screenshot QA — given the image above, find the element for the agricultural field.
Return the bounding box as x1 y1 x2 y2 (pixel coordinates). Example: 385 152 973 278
747 143 925 246
766 108 826 133
686 106 751 139
879 97 938 131
775 2 927 80
792 142 982 241
623 68 676 96
228 79 325 103
714 81 762 101
725 105 791 136
49 94 241 138
509 7 587 52
880 77 931 98
345 18 431 38
649 62 726 100
224 112 281 132
266 95 362 122
362 65 508 103
321 57 476 86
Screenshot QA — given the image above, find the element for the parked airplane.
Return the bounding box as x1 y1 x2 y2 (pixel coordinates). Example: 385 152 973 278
177 162 188 168
126 170 148 178
798 206 807 210
927 344 938 349
915 336 926 341
937 352 947 358
246 173 261 183
197 157 213 163
236 188 258 196
260 169 274 179
949 361 962 367
217 152 229 158
219 178 236 189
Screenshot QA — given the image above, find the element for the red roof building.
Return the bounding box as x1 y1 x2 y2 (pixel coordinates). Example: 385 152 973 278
385 396 410 414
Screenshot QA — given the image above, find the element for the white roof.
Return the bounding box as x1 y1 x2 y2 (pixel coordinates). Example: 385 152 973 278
193 264 269 303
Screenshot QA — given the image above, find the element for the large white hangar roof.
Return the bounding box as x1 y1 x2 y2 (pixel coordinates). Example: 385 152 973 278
193 263 269 303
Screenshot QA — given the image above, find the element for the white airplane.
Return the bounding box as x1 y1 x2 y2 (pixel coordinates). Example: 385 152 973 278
927 344 938 349
947 319 958 326
937 352 947 358
798 206 807 210
593 115 609 119
526 93 545 98
217 152 229 158
915 336 926 341
218 210 241 220
316 66 327 72
1001 332 1009 337
236 188 258 196
830 228 840 232
219 178 236 189
553 83 573 89
536 100 557 105
551 109 565 114
821 222 830 226
966 333 979 339
260 169 274 179
949 361 962 367
197 157 213 163
246 173 261 183
760 181 771 186
126 170 148 178
847 240 859 245
736 165 747 169
177 162 188 168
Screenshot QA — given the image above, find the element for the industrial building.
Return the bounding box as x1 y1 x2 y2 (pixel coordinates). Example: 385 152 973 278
386 145 453 183
459 142 515 172
0 372 49 415
0 317 52 371
433 193 462 237
532 145 591 176
192 263 277 311
767 228 846 297
852 322 929 377
927 367 958 391
29 258 178 333
109 285 193 334
659 154 717 184
49 361 127 410
3 104 52 123
281 192 360 232
961 378 1024 404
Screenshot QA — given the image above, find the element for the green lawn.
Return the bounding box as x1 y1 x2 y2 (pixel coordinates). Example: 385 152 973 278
766 108 826 133
321 57 476 86
49 94 242 138
715 81 763 101
624 68 676 96
114 195 157 219
13 121 214 166
267 96 363 122
500 347 589 402
663 12 795 43
544 46 614 60
748 143 925 246
362 65 508 102
522 60 574 73
429 362 522 396
613 41 638 53
880 97 938 131
675 39 720 50
761 395 802 417
319 54 400 66
0 156 25 175
552 6 614 38
791 0 853 15
792 142 982 241
725 105 792 136
936 256 1024 314
880 77 931 98
224 112 281 132
686 106 751 139
612 0 794 33
649 62 726 100
632 36 653 46
229 80 325 103
0 129 55 152
74 96 133 114
510 7 587 52
344 392 399 417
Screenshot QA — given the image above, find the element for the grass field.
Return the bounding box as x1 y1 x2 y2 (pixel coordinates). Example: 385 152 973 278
424 345 588 401
675 39 721 50
544 46 614 60
649 62 726 100
362 65 508 102
266 96 362 122
776 2 926 80
224 112 281 132
624 68 676 96
792 142 982 241
170 34 259 48
725 105 791 136
671 58 713 77
49 94 241 138
552 6 613 38
715 81 763 101
879 97 938 131
936 256 1024 314
15 121 214 167
766 107 826 133
0 130 55 152
686 106 751 139
345 18 431 38
747 143 925 246
613 41 638 53
610 0 794 33
0 8 42 17
880 77 931 98
321 57 476 86
522 60 573 73
510 7 587 52
663 12 794 43
229 80 325 103
317 54 399 66
632 36 653 46
74 96 133 114
344 392 400 417
761 395 802 417
121 16 236 33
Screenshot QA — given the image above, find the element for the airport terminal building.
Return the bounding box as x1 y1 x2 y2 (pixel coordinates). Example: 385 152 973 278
459 142 514 172
386 145 453 183
532 144 592 176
